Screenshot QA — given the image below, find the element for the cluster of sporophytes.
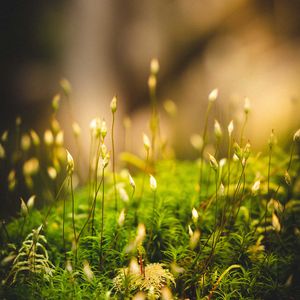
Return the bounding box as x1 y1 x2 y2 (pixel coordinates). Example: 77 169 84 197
0 61 300 299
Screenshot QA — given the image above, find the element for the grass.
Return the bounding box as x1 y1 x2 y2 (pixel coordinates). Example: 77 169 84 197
0 63 300 299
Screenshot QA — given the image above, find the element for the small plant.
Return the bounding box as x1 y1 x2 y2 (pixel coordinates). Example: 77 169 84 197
113 259 175 299
6 225 54 284
110 95 118 212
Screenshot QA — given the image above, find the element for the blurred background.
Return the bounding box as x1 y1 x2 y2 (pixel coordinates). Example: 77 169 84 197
1 0 300 156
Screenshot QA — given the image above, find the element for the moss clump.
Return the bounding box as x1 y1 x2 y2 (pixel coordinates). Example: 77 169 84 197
0 76 300 299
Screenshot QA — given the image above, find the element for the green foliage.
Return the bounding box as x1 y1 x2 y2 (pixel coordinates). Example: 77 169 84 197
1 79 300 299
6 225 54 284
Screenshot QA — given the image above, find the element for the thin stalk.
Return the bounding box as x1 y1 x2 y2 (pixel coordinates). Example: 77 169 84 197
139 149 149 201
70 175 77 263
152 190 157 221
228 160 247 224
206 138 221 199
1 220 10 241
62 189 66 262
208 265 242 300
148 190 157 252
139 251 144 276
131 188 138 224
232 162 247 203
226 135 232 202
197 170 220 274
100 167 105 270
77 177 104 243
88 133 95 207
19 215 27 239
149 83 159 161
265 143 273 232
74 135 83 183
212 170 219 248
43 176 68 226
91 139 101 235
258 140 296 228
232 173 247 224
199 102 213 195
240 114 248 146
111 112 118 212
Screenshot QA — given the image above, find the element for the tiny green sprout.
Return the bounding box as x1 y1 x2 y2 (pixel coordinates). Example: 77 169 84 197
143 133 151 151
83 260 94 282
188 225 193 237
110 95 117 113
128 173 136 189
52 94 61 112
21 134 31 151
89 117 101 138
101 119 107 139
30 130 40 146
252 180 260 194
149 174 157 191
27 195 35 211
293 128 300 142
192 207 199 223
118 209 126 226
228 120 234 136
189 229 200 250
150 58 160 75
60 78 72 96
72 122 81 137
208 88 218 103
219 158 227 168
214 120 222 139
66 149 74 175
233 153 239 162
208 153 218 171
244 97 251 114
20 198 28 217
44 130 54 146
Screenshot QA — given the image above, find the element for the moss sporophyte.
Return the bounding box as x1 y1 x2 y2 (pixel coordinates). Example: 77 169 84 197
1 71 300 299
